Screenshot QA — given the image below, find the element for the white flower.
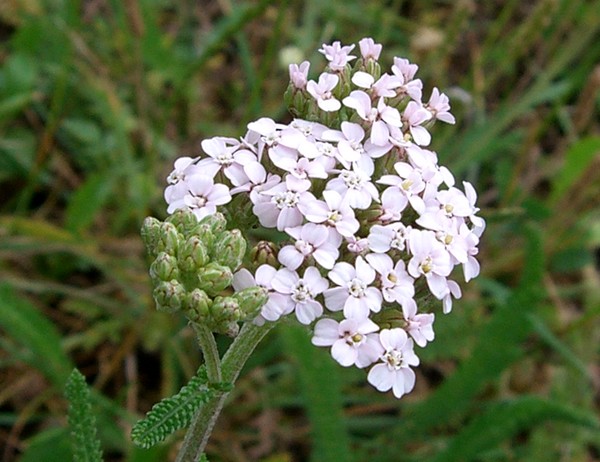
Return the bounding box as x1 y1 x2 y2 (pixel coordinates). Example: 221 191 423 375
378 161 426 214
402 101 432 146
342 91 401 146
312 317 383 368
319 41 356 71
164 157 201 204
324 256 382 319
278 223 341 270
271 266 329 325
367 223 411 253
425 88 455 124
289 61 310 89
367 328 420 399
358 37 382 61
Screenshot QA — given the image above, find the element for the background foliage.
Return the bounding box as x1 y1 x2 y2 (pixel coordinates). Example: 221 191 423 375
1 0 599 461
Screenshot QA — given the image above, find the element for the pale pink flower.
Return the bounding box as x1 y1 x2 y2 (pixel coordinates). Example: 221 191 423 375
358 37 382 61
442 279 462 314
319 41 356 71
403 101 432 146
407 230 453 299
367 222 411 253
378 161 426 214
278 223 341 270
312 317 383 368
271 266 329 325
342 91 401 146
289 61 310 89
326 156 379 209
401 298 435 347
168 174 231 220
306 73 341 112
367 328 420 399
164 156 202 203
391 57 423 101
324 256 382 319
346 235 370 254
426 88 455 124
365 253 415 303
300 189 360 238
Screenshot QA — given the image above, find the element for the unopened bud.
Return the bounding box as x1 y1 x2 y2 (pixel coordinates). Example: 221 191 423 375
157 222 180 256
231 286 268 319
212 229 247 270
178 236 209 273
141 217 162 258
199 212 227 235
372 308 404 330
183 288 211 322
250 241 279 267
150 252 179 282
197 262 233 296
166 209 199 236
153 280 186 313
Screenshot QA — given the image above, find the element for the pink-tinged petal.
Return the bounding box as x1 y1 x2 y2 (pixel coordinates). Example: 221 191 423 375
344 296 369 319
296 300 322 325
371 120 390 146
426 273 448 299
391 371 407 398
324 287 348 312
261 293 293 321
356 337 383 368
365 253 391 276
187 175 214 196
379 328 407 350
463 256 480 282
271 268 298 294
194 159 221 178
335 218 359 237
304 223 329 246
329 262 355 286
207 184 232 205
410 125 431 146
300 199 329 222
313 247 338 269
318 98 342 112
331 340 358 367
255 264 277 287
341 122 365 142
253 202 278 228
232 269 255 291
278 246 304 270
312 318 341 346
356 256 376 284
277 207 303 231
401 368 416 393
367 363 395 391
244 161 266 184
363 288 383 312
352 71 375 88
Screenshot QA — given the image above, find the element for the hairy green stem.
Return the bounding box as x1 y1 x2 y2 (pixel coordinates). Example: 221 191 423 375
191 322 222 382
176 322 274 462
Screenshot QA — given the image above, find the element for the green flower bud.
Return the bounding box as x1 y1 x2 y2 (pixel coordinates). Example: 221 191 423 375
199 212 227 235
210 296 242 336
194 223 215 251
231 286 268 319
140 217 162 258
365 60 381 80
212 229 246 270
166 209 200 236
250 240 279 267
153 280 186 313
197 262 233 296
177 236 209 273
183 288 211 322
150 252 179 282
372 308 404 330
157 222 180 256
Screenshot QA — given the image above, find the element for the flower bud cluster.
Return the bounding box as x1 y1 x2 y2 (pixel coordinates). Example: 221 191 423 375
161 38 484 398
141 211 268 337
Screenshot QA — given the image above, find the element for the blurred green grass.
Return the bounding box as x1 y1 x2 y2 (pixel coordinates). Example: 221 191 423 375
1 0 600 461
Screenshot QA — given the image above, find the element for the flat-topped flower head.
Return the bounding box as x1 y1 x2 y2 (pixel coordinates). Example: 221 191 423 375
158 37 484 401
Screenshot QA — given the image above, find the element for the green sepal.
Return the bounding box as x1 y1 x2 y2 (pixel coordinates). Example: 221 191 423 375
149 252 180 282
210 296 242 336
65 369 103 462
197 262 233 296
153 280 186 313
177 236 209 273
250 240 279 267
212 229 246 270
157 222 180 256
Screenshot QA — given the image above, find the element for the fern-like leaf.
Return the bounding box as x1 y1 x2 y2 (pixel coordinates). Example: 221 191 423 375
65 368 104 462
131 366 231 448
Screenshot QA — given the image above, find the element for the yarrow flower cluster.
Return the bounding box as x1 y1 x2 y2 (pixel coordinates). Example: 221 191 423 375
162 38 484 399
